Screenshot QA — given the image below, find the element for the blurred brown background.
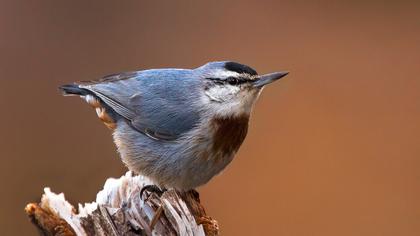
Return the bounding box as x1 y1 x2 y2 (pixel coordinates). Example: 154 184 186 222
1 0 419 235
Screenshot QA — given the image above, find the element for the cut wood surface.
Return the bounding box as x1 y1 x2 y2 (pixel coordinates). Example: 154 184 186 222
25 172 219 236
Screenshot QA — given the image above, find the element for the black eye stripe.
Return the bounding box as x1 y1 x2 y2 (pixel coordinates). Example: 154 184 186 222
206 77 224 85
206 76 251 85
227 76 247 85
206 77 249 85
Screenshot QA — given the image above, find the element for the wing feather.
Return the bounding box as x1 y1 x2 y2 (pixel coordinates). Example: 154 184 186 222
79 69 200 141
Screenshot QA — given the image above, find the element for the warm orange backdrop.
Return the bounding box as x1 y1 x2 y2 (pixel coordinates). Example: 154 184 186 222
1 1 419 235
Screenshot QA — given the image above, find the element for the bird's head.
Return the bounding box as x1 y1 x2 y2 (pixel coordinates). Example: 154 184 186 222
196 61 288 117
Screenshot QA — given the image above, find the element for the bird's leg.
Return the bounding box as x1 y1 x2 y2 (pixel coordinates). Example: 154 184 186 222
140 185 167 200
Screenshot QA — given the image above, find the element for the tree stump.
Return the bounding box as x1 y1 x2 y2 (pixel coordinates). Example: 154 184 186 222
25 172 219 236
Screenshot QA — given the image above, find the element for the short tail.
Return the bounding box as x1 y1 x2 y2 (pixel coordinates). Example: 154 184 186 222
59 84 91 96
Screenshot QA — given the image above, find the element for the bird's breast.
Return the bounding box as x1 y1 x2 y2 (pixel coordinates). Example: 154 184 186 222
209 114 249 158
175 114 249 189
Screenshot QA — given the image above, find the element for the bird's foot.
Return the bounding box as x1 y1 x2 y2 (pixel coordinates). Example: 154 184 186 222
140 185 166 200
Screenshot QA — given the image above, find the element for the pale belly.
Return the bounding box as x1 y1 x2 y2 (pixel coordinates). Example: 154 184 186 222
113 115 248 190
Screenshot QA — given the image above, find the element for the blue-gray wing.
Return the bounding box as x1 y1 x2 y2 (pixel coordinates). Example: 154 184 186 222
79 69 201 141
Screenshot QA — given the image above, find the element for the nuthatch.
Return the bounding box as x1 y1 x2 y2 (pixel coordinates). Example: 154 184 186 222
60 61 288 191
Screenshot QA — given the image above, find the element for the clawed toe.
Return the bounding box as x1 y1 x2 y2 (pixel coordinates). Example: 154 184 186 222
140 185 166 200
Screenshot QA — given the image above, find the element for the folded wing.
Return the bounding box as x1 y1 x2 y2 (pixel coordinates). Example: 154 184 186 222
79 69 201 141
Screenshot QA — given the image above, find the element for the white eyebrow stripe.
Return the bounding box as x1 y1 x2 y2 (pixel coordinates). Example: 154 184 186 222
212 70 240 78
211 70 258 81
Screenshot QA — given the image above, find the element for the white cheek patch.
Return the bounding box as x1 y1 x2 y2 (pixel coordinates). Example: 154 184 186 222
204 84 240 102
203 84 259 117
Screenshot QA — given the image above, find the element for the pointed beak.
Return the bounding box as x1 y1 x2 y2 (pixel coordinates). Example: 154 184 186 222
253 71 289 88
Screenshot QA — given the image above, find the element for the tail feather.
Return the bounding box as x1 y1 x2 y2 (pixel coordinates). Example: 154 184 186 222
59 84 90 96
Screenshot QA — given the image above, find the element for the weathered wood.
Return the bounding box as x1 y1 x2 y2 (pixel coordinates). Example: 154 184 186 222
25 172 219 236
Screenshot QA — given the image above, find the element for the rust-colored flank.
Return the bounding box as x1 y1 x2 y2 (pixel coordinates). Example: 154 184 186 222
211 115 249 155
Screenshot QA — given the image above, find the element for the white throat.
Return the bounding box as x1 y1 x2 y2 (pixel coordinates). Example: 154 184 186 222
203 85 261 117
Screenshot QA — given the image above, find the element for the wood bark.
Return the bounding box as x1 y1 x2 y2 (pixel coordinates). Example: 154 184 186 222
25 172 219 236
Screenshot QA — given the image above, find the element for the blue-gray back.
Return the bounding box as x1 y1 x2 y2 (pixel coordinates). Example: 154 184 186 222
80 69 202 140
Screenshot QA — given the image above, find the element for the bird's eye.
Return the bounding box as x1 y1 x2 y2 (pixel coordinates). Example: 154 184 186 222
227 77 239 85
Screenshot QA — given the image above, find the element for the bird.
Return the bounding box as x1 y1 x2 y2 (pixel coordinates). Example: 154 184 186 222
60 61 288 192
